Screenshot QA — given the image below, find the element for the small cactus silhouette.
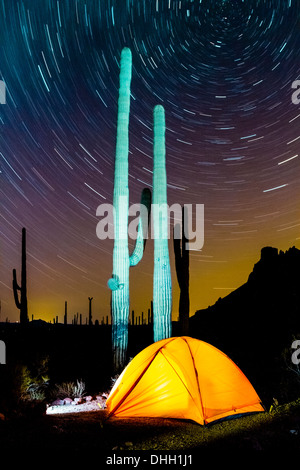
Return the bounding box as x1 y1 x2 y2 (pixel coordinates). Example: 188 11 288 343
64 301 68 325
88 297 93 325
12 227 28 324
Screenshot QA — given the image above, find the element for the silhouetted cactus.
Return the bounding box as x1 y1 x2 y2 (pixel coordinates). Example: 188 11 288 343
12 227 28 324
173 206 190 336
88 297 93 325
64 301 68 325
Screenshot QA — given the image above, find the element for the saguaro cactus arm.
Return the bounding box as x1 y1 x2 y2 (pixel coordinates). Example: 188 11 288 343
12 227 28 323
12 269 21 309
129 187 152 266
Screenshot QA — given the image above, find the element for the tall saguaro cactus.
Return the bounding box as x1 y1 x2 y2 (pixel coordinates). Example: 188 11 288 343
12 227 28 324
108 48 151 372
153 105 172 342
173 205 190 335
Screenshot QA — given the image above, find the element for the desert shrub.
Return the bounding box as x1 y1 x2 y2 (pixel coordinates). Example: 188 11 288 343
11 356 50 403
26 379 49 402
54 379 86 399
110 374 120 387
109 358 132 390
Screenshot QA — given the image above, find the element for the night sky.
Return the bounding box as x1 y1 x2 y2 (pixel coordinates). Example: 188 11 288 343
1 0 300 323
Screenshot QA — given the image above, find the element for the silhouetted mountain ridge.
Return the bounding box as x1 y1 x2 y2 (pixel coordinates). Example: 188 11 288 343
192 245 299 329
190 246 300 404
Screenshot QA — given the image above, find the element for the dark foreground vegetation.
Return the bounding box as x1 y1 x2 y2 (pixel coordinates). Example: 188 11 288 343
0 320 300 457
1 247 299 455
0 399 299 455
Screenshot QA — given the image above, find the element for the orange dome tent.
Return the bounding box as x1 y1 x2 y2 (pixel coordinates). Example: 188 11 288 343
106 337 264 425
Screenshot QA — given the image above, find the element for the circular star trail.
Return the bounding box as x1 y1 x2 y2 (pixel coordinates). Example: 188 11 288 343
0 0 299 322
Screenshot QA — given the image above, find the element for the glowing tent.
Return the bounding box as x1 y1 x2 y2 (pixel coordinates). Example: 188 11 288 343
106 337 264 425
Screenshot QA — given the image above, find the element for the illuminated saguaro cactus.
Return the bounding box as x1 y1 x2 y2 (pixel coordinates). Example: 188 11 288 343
152 105 172 342
108 48 151 372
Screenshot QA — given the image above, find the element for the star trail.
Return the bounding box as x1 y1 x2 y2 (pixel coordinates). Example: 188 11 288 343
1 0 299 322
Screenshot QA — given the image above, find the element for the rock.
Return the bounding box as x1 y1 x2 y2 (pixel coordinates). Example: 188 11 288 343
64 398 73 404
73 397 86 404
51 399 64 406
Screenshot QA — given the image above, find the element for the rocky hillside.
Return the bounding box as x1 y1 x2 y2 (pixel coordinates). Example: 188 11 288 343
189 246 300 405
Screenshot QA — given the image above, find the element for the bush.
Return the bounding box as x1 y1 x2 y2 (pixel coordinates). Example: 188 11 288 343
11 356 50 404
54 379 86 399
110 374 120 388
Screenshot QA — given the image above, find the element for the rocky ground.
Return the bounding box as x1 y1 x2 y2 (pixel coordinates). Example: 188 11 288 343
0 398 299 458
46 393 108 415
